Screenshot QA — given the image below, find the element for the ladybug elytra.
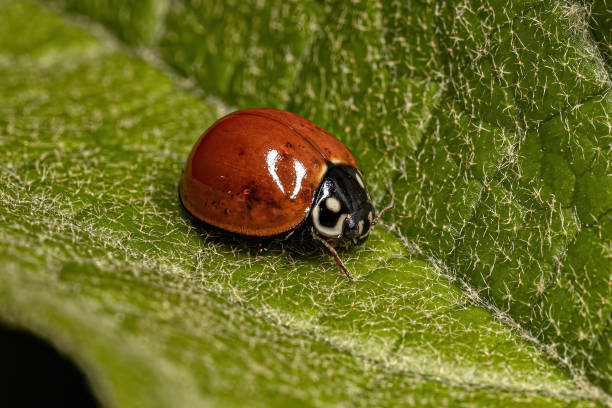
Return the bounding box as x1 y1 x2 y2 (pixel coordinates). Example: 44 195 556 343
179 108 392 279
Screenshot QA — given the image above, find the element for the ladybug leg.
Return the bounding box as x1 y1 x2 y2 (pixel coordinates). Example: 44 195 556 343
370 202 395 227
280 229 296 241
311 228 353 280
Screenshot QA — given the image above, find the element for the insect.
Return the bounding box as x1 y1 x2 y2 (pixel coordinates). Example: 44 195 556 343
179 108 392 279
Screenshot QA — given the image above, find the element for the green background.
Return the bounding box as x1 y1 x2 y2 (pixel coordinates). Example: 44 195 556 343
0 0 610 406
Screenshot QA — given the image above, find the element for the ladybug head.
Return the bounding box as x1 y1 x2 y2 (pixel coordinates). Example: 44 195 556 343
311 165 376 245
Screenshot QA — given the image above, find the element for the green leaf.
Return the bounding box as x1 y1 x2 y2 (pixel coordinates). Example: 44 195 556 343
2 0 611 407
160 0 322 108
49 0 166 45
585 0 612 69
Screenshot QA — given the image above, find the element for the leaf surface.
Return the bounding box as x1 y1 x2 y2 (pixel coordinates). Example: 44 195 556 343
1 0 611 406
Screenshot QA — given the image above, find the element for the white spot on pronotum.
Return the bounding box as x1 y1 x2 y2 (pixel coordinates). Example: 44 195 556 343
289 159 306 200
355 171 365 189
358 220 364 235
325 197 341 213
312 204 347 238
266 149 284 194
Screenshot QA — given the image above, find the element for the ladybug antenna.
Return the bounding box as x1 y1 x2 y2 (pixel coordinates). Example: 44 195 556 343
370 202 394 227
311 228 353 280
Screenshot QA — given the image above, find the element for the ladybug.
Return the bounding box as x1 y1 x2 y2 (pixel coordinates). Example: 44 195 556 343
179 108 392 279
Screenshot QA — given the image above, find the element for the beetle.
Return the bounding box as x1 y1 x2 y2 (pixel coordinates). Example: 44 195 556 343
179 108 392 279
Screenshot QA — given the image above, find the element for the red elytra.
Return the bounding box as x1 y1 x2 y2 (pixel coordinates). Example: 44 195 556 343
179 108 358 237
